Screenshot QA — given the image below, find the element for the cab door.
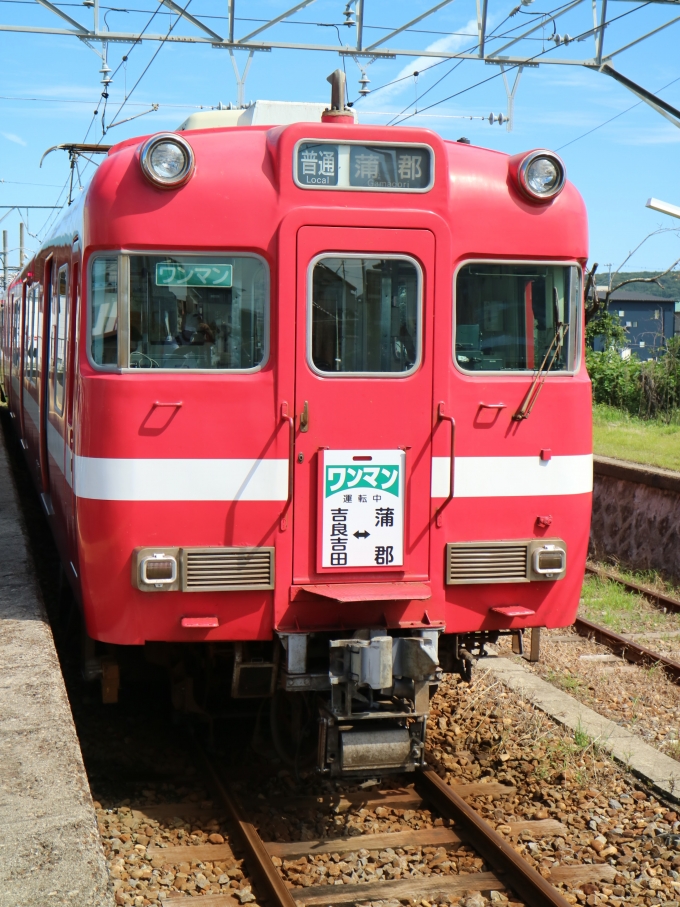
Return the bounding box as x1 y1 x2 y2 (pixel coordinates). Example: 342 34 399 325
292 226 435 588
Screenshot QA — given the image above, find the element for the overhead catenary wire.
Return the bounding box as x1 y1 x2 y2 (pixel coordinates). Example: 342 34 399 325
0 0 570 38
556 72 680 150
103 0 193 134
0 95 210 109
352 0 575 106
387 0 654 127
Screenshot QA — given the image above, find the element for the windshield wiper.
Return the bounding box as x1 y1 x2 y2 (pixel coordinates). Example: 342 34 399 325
513 289 569 422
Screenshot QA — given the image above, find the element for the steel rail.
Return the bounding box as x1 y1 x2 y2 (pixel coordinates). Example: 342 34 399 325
197 748 299 907
574 616 680 683
197 746 577 907
416 769 573 907
585 563 680 615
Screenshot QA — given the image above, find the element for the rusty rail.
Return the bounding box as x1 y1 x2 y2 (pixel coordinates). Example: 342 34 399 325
199 744 577 907
574 615 680 683
416 769 573 907
197 747 299 907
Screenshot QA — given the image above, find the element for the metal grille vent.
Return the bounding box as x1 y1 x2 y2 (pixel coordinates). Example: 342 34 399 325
181 547 274 592
446 543 528 585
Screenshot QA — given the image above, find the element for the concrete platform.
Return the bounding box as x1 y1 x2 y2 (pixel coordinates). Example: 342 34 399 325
0 419 111 906
479 655 680 804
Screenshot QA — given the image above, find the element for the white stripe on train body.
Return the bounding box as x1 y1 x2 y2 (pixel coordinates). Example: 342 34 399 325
67 454 593 502
73 456 290 501
430 454 593 498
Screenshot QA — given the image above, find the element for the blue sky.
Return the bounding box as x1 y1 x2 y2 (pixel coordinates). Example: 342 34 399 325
2 0 680 277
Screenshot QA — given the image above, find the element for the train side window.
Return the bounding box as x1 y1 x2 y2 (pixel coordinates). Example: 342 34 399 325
52 265 69 413
127 254 268 371
24 288 33 382
454 262 580 373
90 257 119 367
24 287 38 386
309 256 421 375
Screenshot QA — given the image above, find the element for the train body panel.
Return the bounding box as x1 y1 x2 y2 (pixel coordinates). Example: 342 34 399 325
1 98 591 774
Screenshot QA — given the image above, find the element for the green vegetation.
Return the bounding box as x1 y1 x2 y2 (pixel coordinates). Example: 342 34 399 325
579 572 680 636
587 337 680 420
593 403 680 471
586 271 680 423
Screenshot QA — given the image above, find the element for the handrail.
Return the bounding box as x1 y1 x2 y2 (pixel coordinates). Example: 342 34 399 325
281 403 295 525
436 402 455 527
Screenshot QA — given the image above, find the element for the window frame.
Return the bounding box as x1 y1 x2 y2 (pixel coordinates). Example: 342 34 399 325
452 258 582 378
52 264 69 414
306 251 424 379
86 250 271 374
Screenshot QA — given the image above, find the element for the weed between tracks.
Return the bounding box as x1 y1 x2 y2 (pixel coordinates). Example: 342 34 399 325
580 574 680 641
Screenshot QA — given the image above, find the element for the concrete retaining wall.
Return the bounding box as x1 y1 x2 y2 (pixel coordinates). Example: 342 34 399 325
590 455 680 582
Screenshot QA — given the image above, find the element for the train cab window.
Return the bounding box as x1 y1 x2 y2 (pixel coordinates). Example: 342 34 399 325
455 262 580 373
127 255 267 371
91 258 119 366
310 256 420 375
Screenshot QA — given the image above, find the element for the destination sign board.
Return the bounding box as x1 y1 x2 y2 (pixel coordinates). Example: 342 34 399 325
295 142 433 193
156 263 233 288
320 449 405 569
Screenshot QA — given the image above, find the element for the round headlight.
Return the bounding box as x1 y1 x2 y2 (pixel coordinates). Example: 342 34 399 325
140 133 194 188
517 150 565 201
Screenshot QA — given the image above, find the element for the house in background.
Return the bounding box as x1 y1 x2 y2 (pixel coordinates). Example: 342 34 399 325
594 287 677 360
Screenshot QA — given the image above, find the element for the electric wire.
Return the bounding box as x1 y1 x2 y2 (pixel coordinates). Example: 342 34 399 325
354 0 575 104
0 0 570 36
103 0 192 134
388 0 654 127
556 72 680 150
0 94 213 109
377 3 555 123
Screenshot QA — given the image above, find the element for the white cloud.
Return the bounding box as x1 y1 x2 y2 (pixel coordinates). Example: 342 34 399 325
2 132 27 146
364 17 480 111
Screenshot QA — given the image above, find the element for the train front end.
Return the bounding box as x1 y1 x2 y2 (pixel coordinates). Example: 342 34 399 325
74 89 590 776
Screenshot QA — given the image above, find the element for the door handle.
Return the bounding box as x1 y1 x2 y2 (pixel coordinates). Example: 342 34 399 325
281 403 295 525
299 400 309 433
436 402 456 527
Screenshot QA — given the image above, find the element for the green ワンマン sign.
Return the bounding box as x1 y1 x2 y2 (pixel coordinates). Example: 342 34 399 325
155 263 233 288
325 464 400 498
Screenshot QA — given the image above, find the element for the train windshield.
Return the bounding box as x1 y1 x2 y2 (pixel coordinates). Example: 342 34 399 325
90 254 268 370
455 263 580 373
310 256 420 374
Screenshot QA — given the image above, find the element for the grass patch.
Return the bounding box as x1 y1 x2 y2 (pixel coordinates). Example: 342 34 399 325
546 668 584 693
595 561 680 600
579 572 680 635
593 403 680 472
573 723 590 749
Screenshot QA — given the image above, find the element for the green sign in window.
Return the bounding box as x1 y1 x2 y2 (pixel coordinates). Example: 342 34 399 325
155 263 233 288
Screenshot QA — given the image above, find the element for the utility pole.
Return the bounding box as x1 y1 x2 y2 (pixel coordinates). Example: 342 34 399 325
19 222 25 270
2 231 7 293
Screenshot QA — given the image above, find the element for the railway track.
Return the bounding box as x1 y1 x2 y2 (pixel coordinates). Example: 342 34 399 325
178 754 618 907
577 564 680 683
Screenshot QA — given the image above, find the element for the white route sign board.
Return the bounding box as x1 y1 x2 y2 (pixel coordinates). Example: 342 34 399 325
321 450 405 569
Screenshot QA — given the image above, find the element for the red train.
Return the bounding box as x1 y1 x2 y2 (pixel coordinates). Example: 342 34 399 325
1 73 591 775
